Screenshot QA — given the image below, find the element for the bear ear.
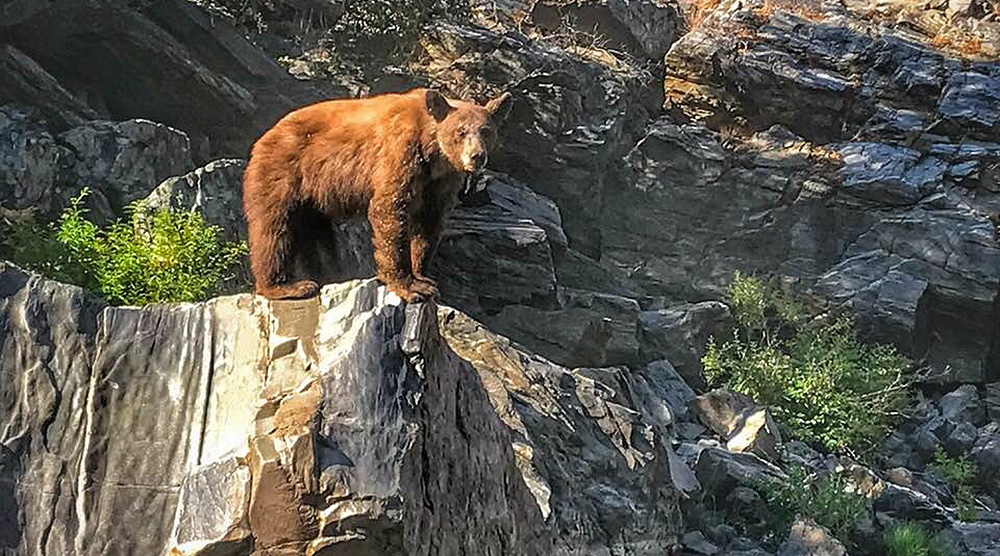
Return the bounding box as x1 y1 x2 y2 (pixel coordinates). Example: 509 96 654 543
485 91 513 121
425 89 453 121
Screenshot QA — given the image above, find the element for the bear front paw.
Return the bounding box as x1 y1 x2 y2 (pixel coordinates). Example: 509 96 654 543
388 278 438 303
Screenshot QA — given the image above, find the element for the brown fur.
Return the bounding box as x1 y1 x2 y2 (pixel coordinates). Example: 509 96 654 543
242 88 512 302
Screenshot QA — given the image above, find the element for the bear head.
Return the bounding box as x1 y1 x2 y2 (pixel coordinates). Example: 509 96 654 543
426 90 513 174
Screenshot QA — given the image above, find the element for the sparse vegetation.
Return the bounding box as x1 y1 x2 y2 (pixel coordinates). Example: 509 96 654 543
930 447 980 521
703 271 912 456
758 466 868 545
884 522 950 556
0 189 246 306
189 0 469 56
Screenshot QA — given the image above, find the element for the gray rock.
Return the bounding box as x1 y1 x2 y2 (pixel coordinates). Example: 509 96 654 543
691 388 782 461
987 382 1000 422
777 518 847 556
555 248 644 299
939 72 1000 131
946 422 980 455
683 530 720 555
0 106 194 222
563 288 641 365
607 0 683 59
942 521 1000 556
873 481 951 524
4 0 333 157
440 307 685 553
835 142 946 205
686 443 784 496
0 262 683 555
940 385 987 427
0 45 97 129
144 158 247 243
0 105 73 215
59 118 193 212
486 305 614 368
971 425 1000 498
639 301 733 387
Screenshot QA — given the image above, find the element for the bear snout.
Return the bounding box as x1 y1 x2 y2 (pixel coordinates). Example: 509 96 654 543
466 151 488 172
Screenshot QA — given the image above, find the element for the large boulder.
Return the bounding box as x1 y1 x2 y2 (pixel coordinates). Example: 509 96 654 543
0 105 193 221
0 262 683 555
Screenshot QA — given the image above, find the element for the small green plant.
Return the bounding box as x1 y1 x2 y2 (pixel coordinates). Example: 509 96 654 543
758 466 868 545
884 522 949 556
930 447 980 521
2 189 246 305
703 271 912 456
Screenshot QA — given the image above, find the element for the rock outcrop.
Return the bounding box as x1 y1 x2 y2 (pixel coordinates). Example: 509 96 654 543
0 262 682 555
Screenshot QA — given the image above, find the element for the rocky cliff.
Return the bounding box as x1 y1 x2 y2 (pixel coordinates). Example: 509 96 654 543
0 263 682 555
2 0 1000 554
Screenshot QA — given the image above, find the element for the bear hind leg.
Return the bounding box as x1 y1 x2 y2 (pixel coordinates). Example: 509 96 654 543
247 206 319 300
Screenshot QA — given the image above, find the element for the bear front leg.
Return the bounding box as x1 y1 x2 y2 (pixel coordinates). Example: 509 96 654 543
410 201 445 291
368 189 435 303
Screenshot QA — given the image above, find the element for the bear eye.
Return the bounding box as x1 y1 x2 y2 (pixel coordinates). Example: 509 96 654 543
457 126 468 137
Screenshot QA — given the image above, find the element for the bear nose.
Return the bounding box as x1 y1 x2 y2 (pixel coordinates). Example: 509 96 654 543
472 152 487 168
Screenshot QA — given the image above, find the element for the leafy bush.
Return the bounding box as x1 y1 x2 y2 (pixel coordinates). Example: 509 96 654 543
759 466 868 544
703 271 912 456
191 0 469 55
884 522 949 556
930 447 980 521
1 189 246 305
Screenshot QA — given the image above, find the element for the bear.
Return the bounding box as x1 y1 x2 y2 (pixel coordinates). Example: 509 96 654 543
242 88 512 302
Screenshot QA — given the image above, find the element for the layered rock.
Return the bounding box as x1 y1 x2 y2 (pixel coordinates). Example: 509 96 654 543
0 262 682 555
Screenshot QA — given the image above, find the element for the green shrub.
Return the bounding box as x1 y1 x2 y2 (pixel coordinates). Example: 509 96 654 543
1 189 246 305
884 522 949 556
930 447 980 521
759 466 868 545
703 272 912 456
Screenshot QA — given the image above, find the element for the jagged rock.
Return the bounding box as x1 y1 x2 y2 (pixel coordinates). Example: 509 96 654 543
0 44 97 129
682 530 720 555
0 105 193 220
690 388 782 461
562 288 641 365
2 0 333 157
607 0 683 60
418 21 652 252
971 424 1000 498
942 521 1000 556
0 105 72 215
777 519 847 556
555 249 643 299
0 262 683 554
439 307 685 552
639 301 733 387
873 481 951 524
486 305 613 367
939 72 1000 132
835 142 946 206
987 383 1000 422
940 385 987 427
532 0 683 60
144 158 247 242
59 118 193 211
945 421 980 455
682 443 784 497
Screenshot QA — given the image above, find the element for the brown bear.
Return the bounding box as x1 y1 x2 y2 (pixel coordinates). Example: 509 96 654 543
242 88 512 302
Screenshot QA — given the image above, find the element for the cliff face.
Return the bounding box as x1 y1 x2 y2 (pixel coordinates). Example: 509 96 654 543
2 0 1000 554
0 263 681 555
